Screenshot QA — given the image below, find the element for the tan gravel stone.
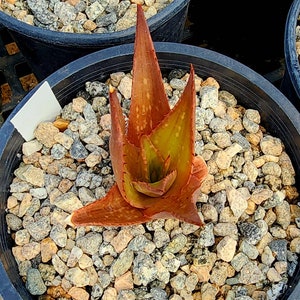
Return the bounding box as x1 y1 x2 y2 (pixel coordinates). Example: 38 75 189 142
114 271 134 291
110 229 134 253
40 237 58 263
68 287 89 300
102 287 117 300
34 122 60 148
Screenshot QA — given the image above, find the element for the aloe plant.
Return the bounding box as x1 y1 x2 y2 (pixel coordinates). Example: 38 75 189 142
71 5 208 227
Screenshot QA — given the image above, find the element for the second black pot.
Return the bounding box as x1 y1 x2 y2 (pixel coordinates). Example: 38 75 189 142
0 0 190 81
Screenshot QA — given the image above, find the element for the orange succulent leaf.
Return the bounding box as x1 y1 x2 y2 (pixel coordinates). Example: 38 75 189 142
147 65 196 195
109 90 141 193
71 184 152 226
109 89 126 190
144 156 208 226
127 4 170 146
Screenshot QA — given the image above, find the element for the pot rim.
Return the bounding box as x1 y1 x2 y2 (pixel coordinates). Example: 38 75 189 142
284 0 300 98
5 42 300 133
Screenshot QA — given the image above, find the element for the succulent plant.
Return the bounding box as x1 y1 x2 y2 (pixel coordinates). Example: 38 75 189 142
71 5 208 227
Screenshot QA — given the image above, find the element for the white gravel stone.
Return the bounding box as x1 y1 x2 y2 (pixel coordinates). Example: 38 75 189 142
53 192 83 213
65 267 90 287
22 139 43 156
216 236 237 262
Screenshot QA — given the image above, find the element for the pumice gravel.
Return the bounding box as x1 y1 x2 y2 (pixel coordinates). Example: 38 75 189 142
6 69 300 299
0 0 174 33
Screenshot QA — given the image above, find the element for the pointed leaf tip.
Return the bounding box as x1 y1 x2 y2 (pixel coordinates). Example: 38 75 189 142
71 184 152 227
127 4 170 145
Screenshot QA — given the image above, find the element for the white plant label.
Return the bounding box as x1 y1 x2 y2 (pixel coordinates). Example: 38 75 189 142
10 81 62 141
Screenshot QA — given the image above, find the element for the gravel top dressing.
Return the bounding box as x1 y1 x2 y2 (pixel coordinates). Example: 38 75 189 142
0 0 174 33
5 69 300 299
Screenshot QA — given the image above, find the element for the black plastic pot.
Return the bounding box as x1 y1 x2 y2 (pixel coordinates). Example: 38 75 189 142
0 0 190 81
1 43 300 299
280 0 300 111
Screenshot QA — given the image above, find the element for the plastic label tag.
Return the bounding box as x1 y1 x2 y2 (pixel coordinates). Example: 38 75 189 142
10 81 62 141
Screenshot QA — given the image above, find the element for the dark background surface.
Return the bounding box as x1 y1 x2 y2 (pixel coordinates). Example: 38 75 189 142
185 0 294 85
